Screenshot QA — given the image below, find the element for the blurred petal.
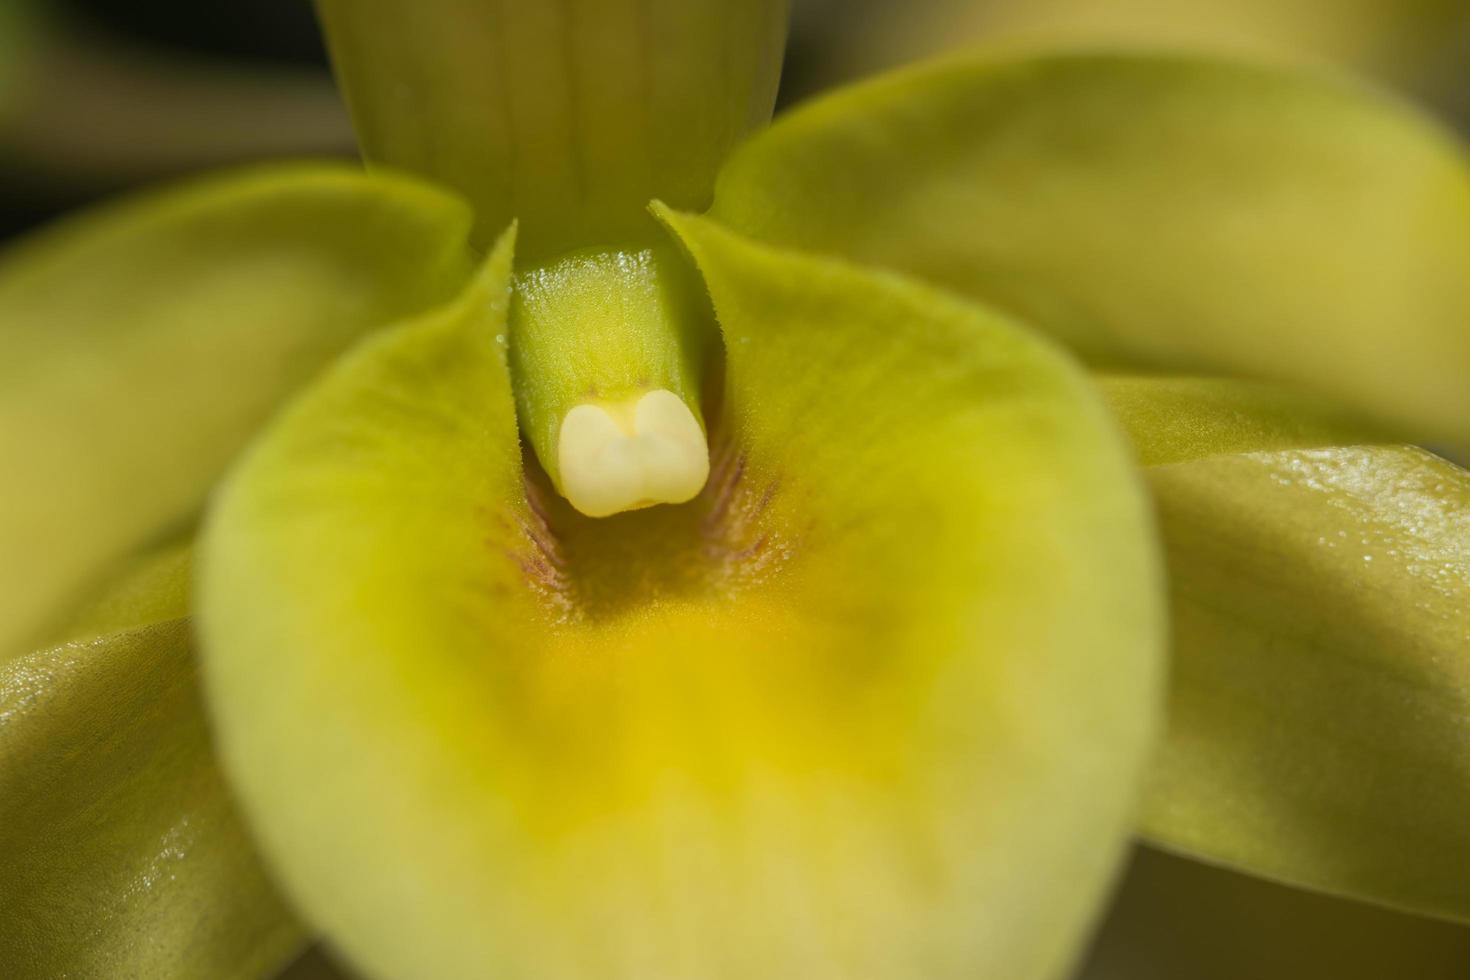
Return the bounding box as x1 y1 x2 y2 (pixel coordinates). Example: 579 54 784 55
45 535 192 644
0 164 473 660
316 0 788 258
712 53 1470 442
788 0 1470 123
198 219 1162 979
1140 443 1470 923
0 618 304 978
1097 374 1390 467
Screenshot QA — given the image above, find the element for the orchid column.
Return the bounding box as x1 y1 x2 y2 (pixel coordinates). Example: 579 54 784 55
317 0 787 516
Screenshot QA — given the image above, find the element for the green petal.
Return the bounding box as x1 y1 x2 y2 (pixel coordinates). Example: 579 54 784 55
795 0 1470 119
0 163 472 660
711 52 1470 441
1097 374 1390 467
0 619 304 978
53 535 194 644
316 0 789 259
199 218 1162 979
1094 377 1470 918
1139 443 1470 922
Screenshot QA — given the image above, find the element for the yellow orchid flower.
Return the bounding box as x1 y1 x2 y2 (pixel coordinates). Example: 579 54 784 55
2 3 1469 979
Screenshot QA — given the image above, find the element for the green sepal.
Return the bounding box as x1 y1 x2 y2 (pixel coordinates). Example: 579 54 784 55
0 163 473 660
0 619 305 979
51 535 194 644
1094 376 1470 920
711 52 1470 443
1097 374 1392 467
1140 444 1470 923
316 0 789 260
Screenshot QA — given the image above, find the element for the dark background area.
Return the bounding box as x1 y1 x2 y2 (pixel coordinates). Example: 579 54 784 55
0 0 341 239
68 0 325 66
63 0 324 65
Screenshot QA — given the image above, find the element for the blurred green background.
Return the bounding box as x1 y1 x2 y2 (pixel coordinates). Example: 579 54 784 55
2 1 1468 976
3 0 1468 237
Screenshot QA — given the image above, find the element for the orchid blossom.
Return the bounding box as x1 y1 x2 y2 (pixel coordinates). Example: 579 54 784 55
2 2 1469 979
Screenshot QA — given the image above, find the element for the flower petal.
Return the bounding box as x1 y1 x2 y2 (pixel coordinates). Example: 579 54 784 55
793 0 1470 119
51 535 193 644
1096 374 1390 467
0 619 304 978
711 52 1470 441
199 220 1163 979
1095 376 1470 918
0 164 472 660
1139 443 1470 922
316 0 788 259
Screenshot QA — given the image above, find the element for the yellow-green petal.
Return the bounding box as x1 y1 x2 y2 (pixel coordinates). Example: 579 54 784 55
1139 444 1470 922
712 52 1470 442
795 0 1470 121
53 535 194 644
316 0 789 259
0 619 304 979
1097 374 1390 467
0 163 472 660
1091 376 1470 919
199 218 1162 979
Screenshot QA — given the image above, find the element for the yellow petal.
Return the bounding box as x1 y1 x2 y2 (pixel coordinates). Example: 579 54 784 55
199 221 1163 979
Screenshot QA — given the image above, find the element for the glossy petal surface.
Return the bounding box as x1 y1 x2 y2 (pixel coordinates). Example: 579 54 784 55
0 619 302 978
1141 444 1470 922
712 53 1470 440
0 164 472 659
200 222 1161 980
1098 376 1470 918
317 0 788 258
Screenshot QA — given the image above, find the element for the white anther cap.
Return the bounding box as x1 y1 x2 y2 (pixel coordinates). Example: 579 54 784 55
556 389 710 518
